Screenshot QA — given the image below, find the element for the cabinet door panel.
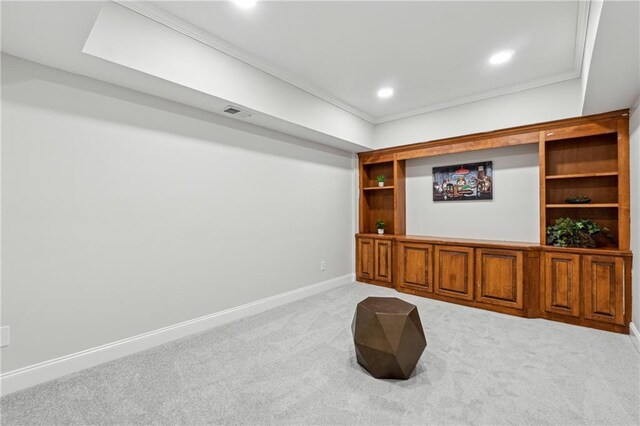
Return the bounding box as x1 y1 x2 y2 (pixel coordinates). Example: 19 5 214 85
357 238 375 280
434 245 474 300
476 249 523 309
583 255 624 325
544 252 580 317
374 240 393 283
398 242 433 291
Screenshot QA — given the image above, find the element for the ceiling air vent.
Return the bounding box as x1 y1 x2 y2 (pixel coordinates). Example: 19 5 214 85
223 106 241 115
222 105 252 119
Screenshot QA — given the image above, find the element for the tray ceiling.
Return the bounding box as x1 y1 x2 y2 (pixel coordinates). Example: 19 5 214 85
145 0 589 123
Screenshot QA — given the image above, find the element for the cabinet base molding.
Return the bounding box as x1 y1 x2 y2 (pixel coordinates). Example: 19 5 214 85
357 276 395 289
356 234 632 335
396 286 528 318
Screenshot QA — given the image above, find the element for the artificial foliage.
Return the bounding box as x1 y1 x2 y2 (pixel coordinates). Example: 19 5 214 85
546 217 612 248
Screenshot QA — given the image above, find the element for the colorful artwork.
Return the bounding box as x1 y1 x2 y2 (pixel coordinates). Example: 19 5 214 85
432 161 493 201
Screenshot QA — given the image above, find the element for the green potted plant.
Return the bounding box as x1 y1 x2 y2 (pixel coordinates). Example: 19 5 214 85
376 175 386 187
375 219 385 234
546 217 613 248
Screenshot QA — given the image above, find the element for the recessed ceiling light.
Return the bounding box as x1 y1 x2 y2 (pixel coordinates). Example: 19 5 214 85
232 0 257 9
377 87 394 99
489 49 515 65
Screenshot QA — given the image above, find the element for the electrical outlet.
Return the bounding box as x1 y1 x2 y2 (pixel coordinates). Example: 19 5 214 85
320 261 326 271
1 326 10 348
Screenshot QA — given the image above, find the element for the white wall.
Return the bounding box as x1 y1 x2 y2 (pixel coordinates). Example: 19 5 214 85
630 97 640 332
581 0 640 115
579 0 603 110
406 144 539 243
82 3 374 149
0 55 355 373
374 79 581 149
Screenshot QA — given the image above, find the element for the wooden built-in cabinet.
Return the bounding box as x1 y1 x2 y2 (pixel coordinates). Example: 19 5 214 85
544 252 581 317
583 255 624 325
541 249 629 329
475 248 524 310
374 239 393 283
356 235 394 288
397 242 433 292
434 245 474 301
355 110 632 334
356 237 375 281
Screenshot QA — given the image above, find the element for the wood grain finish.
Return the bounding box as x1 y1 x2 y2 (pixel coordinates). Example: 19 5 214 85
543 119 618 141
583 255 624 325
617 116 630 251
356 109 632 334
434 245 474 301
356 237 374 281
394 159 406 235
397 242 433 292
356 234 630 333
475 248 523 309
374 239 393 283
544 252 581 317
359 110 627 161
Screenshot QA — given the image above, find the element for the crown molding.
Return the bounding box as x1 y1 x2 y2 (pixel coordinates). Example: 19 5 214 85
375 70 581 124
112 0 376 124
375 0 591 124
113 0 591 126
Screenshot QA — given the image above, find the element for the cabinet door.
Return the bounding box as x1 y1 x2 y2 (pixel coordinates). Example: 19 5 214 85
356 238 375 281
544 252 580 317
434 245 474 300
374 239 393 283
398 242 433 292
583 255 624 325
475 248 524 310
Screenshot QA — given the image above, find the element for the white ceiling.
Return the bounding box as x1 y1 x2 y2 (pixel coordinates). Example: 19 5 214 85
150 0 589 123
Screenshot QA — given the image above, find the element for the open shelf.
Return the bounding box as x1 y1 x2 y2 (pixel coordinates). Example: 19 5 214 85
362 161 394 188
545 206 619 249
546 171 618 180
359 159 406 235
542 130 624 249
362 188 395 234
546 203 618 208
545 133 618 176
363 186 394 191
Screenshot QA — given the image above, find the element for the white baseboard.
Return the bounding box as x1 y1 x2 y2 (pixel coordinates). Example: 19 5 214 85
0 274 354 396
630 322 640 355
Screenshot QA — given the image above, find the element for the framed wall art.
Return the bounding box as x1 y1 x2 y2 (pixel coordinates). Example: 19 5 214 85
432 161 493 202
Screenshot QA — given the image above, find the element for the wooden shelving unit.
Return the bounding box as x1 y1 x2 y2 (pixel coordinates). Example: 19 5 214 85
540 122 629 250
359 160 405 235
356 110 632 334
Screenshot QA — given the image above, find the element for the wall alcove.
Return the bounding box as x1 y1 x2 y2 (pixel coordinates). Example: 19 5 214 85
356 110 632 334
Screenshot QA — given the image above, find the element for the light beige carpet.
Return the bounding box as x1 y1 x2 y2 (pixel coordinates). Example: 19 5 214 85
2 282 639 425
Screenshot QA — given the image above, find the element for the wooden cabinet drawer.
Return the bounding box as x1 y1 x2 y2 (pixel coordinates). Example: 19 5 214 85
397 242 433 292
583 255 624 325
475 248 524 310
434 245 474 300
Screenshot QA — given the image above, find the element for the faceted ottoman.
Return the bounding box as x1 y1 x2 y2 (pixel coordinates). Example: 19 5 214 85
351 297 427 380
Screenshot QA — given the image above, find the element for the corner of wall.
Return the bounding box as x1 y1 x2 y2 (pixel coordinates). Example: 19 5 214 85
630 322 640 355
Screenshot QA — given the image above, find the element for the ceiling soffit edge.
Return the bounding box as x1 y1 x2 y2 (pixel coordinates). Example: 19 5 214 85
113 0 591 125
